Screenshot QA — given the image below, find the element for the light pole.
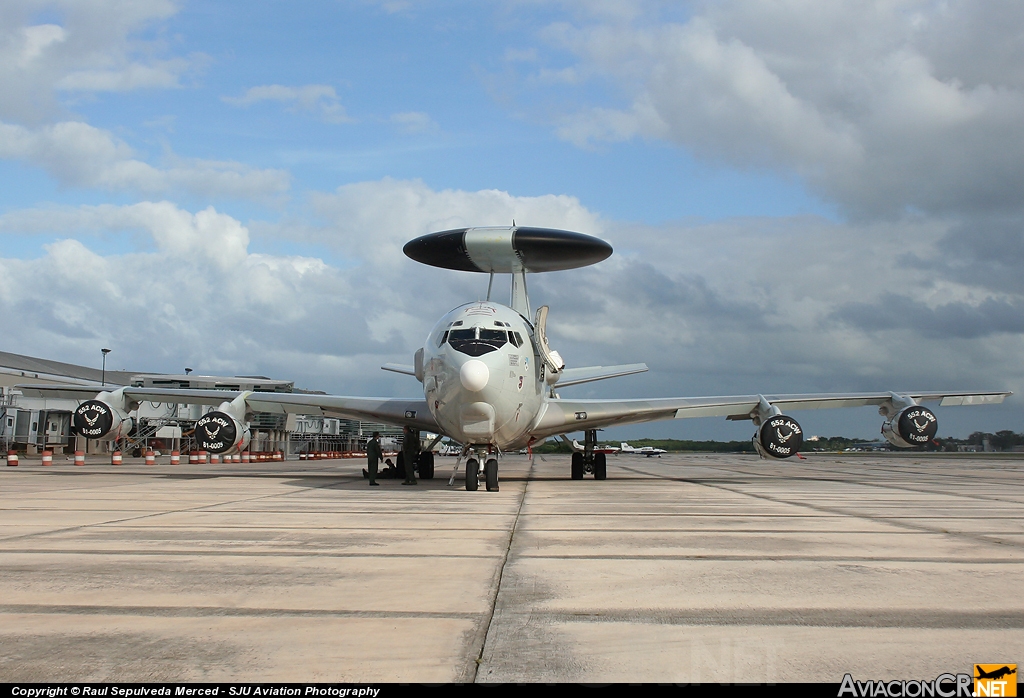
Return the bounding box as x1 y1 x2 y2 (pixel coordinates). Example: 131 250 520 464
101 348 111 386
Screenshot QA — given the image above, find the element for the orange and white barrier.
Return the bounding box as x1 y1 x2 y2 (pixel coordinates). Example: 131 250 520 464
145 449 155 466
6 450 17 467
112 451 122 466
241 451 250 463
170 451 180 465
199 451 208 464
232 453 240 463
210 453 220 464
41 450 53 466
189 451 198 464
74 451 85 466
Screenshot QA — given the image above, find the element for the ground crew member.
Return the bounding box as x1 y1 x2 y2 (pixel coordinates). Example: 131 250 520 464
402 425 419 485
366 431 382 486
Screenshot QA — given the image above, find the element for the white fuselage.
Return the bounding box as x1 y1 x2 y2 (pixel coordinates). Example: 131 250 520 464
422 302 546 451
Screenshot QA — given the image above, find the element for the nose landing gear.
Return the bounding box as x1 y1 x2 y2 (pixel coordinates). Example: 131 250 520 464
462 449 500 491
571 429 607 480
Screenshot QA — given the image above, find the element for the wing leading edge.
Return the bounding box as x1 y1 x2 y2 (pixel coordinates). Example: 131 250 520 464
529 390 1010 440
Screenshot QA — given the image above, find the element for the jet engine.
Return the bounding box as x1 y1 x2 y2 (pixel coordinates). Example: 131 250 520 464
71 400 134 440
194 411 250 455
754 414 803 459
881 405 937 448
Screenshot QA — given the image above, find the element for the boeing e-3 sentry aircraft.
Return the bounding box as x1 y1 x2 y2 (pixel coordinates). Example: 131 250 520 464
19 227 1011 491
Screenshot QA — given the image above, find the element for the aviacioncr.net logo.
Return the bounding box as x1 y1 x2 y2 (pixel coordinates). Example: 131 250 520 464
839 673 973 697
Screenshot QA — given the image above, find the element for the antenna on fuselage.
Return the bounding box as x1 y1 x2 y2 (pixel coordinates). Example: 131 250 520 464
402 226 613 318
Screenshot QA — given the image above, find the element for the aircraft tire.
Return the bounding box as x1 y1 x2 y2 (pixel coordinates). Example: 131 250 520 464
418 452 435 480
485 458 499 491
571 452 584 480
466 459 479 491
594 452 607 480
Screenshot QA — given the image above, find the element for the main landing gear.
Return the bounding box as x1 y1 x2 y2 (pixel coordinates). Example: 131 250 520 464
572 429 607 480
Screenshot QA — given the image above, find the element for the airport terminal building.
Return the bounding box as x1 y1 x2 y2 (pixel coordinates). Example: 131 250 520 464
0 351 403 456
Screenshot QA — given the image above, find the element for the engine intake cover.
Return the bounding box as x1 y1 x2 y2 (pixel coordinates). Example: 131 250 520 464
757 415 803 459
883 405 938 448
195 411 247 454
72 400 132 439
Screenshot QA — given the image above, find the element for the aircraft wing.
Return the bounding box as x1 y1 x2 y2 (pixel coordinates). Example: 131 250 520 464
529 390 1010 439
555 363 648 388
16 384 440 432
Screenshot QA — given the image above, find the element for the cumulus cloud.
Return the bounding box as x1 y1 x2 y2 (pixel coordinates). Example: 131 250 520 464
0 0 194 123
223 84 353 124
308 177 602 257
0 120 290 199
389 111 438 134
532 1 1024 218
0 202 385 390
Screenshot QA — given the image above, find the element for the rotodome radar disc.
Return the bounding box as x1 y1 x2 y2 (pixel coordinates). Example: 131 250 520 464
403 227 613 273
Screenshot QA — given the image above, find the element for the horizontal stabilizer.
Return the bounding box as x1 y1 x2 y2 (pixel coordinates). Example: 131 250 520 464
381 363 416 377
555 363 648 388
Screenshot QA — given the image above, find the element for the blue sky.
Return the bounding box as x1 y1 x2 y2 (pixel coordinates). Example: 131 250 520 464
2 1 1023 440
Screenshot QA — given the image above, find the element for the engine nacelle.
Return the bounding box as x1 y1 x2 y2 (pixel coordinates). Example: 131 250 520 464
882 405 938 448
71 400 134 440
754 414 803 459
194 411 250 455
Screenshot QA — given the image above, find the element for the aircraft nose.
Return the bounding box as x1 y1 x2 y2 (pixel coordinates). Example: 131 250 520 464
460 359 490 392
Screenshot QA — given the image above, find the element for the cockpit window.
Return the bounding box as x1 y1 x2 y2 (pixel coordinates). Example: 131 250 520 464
447 327 508 356
437 330 449 348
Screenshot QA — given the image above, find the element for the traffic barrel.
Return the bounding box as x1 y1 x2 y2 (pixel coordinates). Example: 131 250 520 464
189 451 198 465
170 451 180 465
241 451 250 463
145 450 155 466
74 451 85 466
232 453 240 463
41 450 53 466
210 453 220 464
111 451 122 466
199 451 208 464
6 450 17 466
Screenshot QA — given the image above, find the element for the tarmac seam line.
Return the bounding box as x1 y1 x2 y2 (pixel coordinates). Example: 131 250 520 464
470 457 531 683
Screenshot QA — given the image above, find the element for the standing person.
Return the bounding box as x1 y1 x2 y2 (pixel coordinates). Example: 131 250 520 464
366 432 382 486
401 425 419 486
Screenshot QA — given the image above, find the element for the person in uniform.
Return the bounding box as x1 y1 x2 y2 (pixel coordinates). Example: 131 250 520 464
366 431 382 486
401 425 419 485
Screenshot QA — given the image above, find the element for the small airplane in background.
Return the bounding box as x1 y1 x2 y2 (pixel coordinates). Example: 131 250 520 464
570 439 619 454
619 442 666 457
20 226 1011 492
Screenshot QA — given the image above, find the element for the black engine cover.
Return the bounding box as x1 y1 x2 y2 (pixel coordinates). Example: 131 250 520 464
897 405 938 445
758 415 803 458
72 400 115 438
195 411 239 454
